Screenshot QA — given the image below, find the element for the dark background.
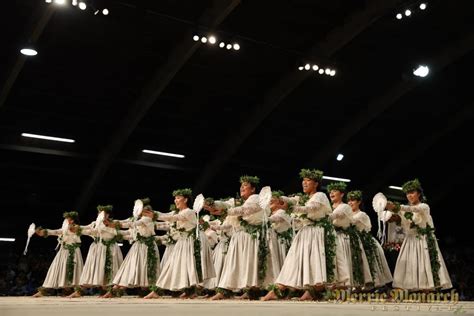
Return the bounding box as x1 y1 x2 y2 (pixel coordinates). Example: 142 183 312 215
0 0 473 297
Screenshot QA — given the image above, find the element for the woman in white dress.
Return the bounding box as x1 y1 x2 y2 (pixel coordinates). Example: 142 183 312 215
68 205 124 297
267 191 292 282
107 199 160 297
32 211 84 297
328 182 373 289
211 176 271 300
263 169 335 301
145 189 215 299
386 179 452 291
347 190 393 288
202 198 235 294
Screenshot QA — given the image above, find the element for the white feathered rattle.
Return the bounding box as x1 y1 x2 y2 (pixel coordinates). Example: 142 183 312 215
23 223 36 255
193 194 204 238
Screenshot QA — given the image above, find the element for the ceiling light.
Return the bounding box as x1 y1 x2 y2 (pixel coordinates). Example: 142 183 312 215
21 133 75 143
142 149 185 158
20 48 37 56
413 65 429 77
323 176 351 182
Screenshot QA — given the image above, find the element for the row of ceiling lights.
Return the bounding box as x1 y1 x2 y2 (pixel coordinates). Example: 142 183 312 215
44 0 109 15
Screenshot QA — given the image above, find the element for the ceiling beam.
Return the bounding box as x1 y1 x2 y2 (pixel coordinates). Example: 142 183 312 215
361 101 474 194
0 5 54 110
193 0 404 193
303 32 474 170
75 0 240 213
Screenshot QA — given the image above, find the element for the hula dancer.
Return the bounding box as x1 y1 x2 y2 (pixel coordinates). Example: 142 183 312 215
263 169 334 301
107 198 160 297
347 191 392 288
386 179 452 290
68 205 124 297
145 189 215 299
328 182 373 289
32 211 83 297
211 176 271 300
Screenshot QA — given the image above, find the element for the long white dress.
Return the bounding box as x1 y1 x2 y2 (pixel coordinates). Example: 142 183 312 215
217 194 272 290
203 215 235 289
268 209 292 282
79 222 124 287
330 203 372 287
275 192 334 289
156 208 215 291
352 210 393 287
41 225 83 288
392 203 452 290
113 216 160 287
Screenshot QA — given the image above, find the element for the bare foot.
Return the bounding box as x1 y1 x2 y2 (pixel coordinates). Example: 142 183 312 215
67 291 82 298
235 292 249 300
198 294 210 299
144 291 160 299
179 292 188 299
299 290 313 301
261 290 278 301
32 292 43 298
210 292 225 300
101 292 113 298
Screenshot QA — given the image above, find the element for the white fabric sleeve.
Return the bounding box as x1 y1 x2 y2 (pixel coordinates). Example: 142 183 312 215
158 210 194 222
400 203 429 214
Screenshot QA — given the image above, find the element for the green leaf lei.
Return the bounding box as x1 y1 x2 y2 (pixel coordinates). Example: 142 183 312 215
335 225 364 286
136 234 158 284
239 218 269 282
64 243 81 285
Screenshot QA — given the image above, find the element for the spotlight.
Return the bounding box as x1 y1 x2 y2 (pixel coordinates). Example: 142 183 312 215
336 154 344 161
405 9 411 16
102 8 109 15
298 66 304 71
233 43 240 50
54 0 65 4
72 0 77 6
219 42 225 48
396 13 402 19
330 70 336 76
94 10 99 15
325 68 331 75
78 1 86 10
318 68 324 74
208 36 217 44
193 35 200 42
304 64 310 70
413 65 429 77
312 65 319 71
201 37 208 43
419 3 427 10
45 0 52 3
20 48 38 56
226 43 232 50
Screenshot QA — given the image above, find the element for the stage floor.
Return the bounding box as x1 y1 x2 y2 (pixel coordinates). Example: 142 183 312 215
1 296 473 316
